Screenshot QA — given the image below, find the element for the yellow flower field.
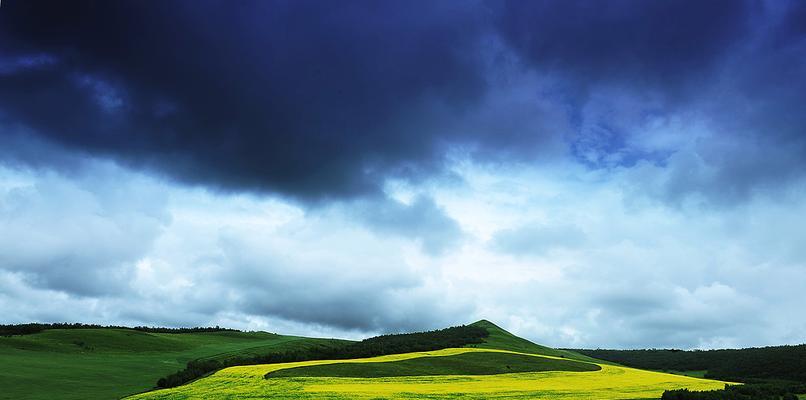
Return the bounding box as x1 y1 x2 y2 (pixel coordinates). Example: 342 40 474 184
127 348 729 400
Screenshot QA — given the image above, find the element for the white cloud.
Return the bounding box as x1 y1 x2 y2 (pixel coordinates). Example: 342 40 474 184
1 152 805 349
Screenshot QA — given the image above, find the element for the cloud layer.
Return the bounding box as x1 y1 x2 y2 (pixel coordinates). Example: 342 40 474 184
1 0 805 348
1 1 802 203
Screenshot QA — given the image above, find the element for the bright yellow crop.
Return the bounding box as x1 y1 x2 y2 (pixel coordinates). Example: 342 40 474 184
127 348 729 399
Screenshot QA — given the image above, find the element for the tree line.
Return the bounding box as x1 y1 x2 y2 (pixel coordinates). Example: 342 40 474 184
0 322 239 337
156 324 489 388
572 345 806 383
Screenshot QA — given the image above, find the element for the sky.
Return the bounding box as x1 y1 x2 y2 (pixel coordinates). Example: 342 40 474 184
1 0 805 350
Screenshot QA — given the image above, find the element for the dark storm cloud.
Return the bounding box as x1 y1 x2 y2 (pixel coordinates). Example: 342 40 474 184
491 0 752 95
0 0 490 200
1 0 805 206
493 0 806 206
614 1 806 206
489 0 806 206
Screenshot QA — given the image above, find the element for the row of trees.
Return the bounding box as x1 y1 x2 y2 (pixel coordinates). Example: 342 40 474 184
573 345 806 383
156 324 489 388
0 322 239 336
662 383 806 400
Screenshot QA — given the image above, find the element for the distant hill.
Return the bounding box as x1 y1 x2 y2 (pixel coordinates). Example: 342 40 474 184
0 322 239 337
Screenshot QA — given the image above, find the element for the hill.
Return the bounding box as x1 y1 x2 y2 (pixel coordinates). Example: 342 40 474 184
127 321 730 400
0 320 743 400
0 326 348 400
129 352 727 399
258 320 605 380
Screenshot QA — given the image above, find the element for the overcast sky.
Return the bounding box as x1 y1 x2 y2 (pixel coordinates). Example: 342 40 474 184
1 0 806 349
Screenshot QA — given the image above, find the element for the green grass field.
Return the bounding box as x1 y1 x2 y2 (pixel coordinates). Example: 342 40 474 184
0 328 348 400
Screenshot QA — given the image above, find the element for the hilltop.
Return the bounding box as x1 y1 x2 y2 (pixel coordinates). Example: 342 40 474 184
467 319 601 363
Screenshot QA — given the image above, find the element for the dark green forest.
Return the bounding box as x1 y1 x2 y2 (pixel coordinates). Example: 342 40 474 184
573 346 806 400
573 345 806 382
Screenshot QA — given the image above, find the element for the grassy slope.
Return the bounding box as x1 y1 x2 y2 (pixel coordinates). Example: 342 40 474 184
265 350 601 378
0 328 349 400
467 320 605 364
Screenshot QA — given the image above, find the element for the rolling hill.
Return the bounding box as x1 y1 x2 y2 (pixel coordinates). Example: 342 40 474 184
126 320 730 400
0 320 749 399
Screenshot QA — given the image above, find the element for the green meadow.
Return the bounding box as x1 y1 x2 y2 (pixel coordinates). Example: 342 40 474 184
0 328 347 400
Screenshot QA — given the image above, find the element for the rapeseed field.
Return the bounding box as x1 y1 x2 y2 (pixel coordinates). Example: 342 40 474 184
128 348 729 399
